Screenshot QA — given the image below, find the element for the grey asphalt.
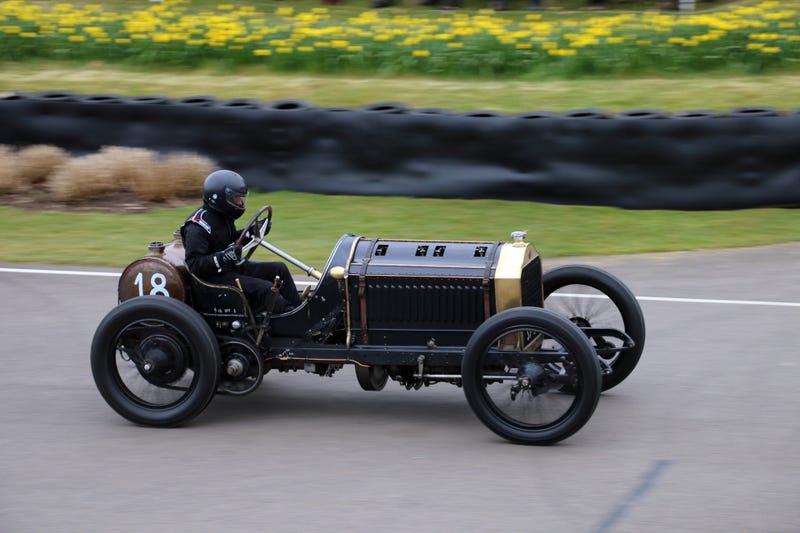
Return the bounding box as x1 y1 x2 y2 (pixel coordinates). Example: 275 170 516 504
1 243 799 533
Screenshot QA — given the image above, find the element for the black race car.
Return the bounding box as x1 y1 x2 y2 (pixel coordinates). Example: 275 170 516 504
91 206 645 444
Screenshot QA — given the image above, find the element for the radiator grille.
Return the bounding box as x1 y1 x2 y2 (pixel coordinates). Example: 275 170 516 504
521 256 543 308
363 276 485 330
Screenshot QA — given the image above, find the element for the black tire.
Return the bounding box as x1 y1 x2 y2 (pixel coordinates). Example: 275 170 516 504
91 296 220 427
543 265 645 392
462 307 601 445
355 365 389 391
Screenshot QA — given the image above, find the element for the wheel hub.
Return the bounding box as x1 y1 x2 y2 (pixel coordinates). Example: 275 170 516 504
218 340 263 396
570 316 591 328
225 354 249 378
139 334 187 385
510 362 549 400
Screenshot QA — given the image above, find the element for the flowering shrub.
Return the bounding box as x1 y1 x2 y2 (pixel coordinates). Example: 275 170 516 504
0 0 797 77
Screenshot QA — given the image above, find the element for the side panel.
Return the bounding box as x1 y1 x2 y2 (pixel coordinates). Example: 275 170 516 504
268 233 359 339
346 239 502 346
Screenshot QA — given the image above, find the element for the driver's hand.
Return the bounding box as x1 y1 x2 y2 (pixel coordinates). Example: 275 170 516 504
217 243 242 266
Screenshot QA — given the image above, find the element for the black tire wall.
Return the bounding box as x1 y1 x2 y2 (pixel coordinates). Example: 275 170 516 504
2 91 799 210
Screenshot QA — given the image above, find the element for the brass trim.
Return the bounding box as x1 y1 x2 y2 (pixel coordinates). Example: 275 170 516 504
329 266 346 280
358 239 380 345
482 241 501 320
493 242 538 313
344 236 362 349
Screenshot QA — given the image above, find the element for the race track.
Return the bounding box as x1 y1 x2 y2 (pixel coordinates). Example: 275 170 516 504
1 243 799 533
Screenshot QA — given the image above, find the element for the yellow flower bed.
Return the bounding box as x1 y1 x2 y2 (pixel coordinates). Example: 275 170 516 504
0 0 798 77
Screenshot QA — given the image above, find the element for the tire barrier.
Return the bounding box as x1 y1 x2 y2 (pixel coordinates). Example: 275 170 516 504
2 90 799 210
617 109 671 120
561 108 613 119
410 108 457 116
128 95 174 105
361 101 407 114
265 99 315 111
463 110 506 118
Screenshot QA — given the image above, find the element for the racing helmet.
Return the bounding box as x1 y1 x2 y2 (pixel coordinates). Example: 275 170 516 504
203 170 248 219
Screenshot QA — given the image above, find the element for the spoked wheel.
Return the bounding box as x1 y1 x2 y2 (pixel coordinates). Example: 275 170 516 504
91 296 220 427
462 307 601 445
543 265 646 392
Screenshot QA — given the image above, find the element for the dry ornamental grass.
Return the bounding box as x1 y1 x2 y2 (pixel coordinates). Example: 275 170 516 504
0 143 216 205
16 145 68 186
48 153 125 201
138 152 215 201
0 145 15 193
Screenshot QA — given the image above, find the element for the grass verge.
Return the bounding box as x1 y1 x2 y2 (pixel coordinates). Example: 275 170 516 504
4 62 800 112
1 191 797 270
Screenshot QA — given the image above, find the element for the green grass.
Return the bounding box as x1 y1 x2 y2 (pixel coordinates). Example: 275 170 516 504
4 62 800 112
1 192 797 270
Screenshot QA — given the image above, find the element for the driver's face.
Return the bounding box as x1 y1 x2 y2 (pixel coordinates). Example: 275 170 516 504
232 195 245 207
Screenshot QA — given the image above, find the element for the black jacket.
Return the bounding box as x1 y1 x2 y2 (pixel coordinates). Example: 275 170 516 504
181 204 243 278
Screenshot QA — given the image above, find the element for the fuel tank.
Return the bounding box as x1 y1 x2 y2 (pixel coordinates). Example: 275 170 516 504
345 234 542 346
118 237 188 303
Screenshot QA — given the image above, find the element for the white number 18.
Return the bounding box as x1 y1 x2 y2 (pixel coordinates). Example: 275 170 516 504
134 272 171 297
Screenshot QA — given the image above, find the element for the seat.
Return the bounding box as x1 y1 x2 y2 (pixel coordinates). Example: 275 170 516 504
186 269 251 322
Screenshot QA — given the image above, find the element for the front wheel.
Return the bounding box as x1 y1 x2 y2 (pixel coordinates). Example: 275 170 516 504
462 307 601 445
91 296 221 427
543 265 646 392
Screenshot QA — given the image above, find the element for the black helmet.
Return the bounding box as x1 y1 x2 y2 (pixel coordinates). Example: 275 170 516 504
203 170 248 219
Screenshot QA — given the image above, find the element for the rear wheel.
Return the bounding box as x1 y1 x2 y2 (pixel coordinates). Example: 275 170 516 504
91 296 220 427
543 265 645 392
462 307 601 445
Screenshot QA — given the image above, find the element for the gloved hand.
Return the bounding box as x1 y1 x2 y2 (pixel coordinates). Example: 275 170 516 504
216 243 242 267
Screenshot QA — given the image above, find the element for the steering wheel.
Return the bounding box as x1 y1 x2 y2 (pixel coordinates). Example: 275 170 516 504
236 205 272 261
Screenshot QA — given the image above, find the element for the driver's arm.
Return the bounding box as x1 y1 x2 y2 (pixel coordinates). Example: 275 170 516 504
183 223 225 277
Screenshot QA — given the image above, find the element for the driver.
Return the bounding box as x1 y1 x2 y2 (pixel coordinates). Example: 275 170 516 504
181 169 301 314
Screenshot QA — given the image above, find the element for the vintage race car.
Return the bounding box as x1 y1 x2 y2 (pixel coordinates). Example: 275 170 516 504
91 206 645 445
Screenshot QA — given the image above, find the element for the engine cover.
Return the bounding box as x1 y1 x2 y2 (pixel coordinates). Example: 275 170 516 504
345 237 542 346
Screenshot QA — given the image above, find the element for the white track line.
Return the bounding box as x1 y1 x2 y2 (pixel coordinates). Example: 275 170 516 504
0 267 121 277
0 267 316 287
552 292 800 308
2 267 798 308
